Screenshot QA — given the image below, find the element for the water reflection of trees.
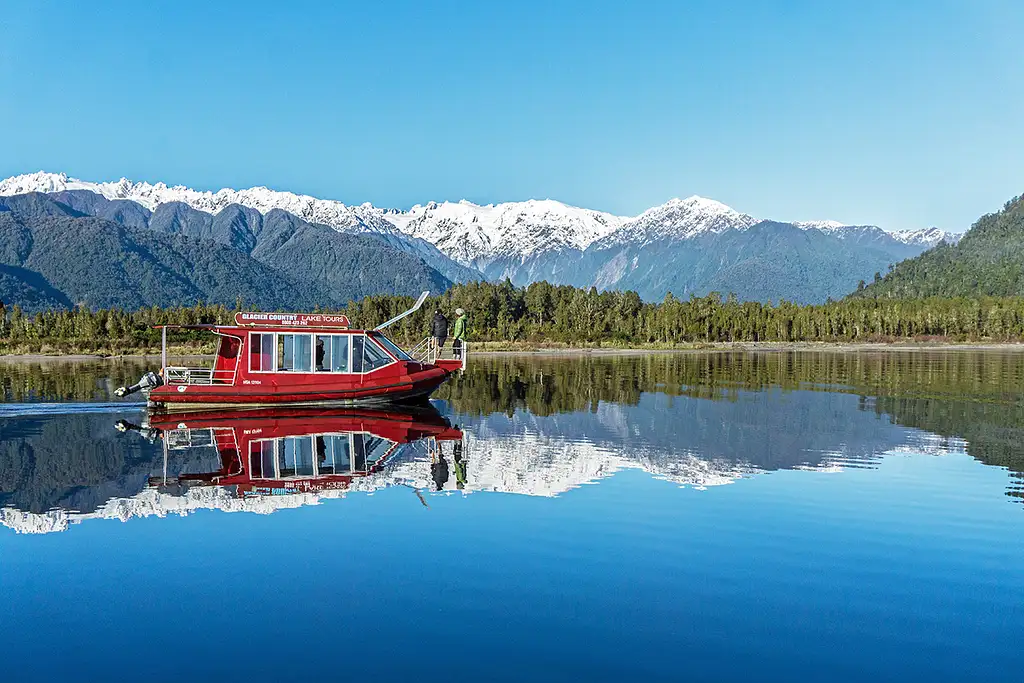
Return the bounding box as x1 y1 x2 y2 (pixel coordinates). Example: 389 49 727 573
435 352 1024 498
439 351 1024 414
0 360 142 403
875 396 1024 502
2 351 1022 500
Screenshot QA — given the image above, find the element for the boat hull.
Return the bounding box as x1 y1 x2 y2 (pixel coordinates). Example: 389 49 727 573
146 364 450 412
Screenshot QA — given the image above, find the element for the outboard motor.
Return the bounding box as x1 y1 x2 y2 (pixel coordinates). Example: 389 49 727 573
113 419 162 443
115 371 162 398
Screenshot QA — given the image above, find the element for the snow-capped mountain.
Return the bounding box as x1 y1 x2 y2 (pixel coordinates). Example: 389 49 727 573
0 171 483 286
595 195 759 248
794 220 957 248
793 220 848 232
890 227 960 247
3 171 960 262
382 198 624 269
0 171 402 236
0 170 963 303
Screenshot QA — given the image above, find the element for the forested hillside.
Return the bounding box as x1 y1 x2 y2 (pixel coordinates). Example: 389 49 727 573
0 209 318 310
0 192 452 311
856 193 1024 298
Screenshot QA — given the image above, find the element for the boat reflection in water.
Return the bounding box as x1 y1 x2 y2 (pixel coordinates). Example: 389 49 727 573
117 405 464 501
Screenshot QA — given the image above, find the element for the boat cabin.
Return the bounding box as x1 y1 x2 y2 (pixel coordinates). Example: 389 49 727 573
170 325 417 387
137 303 464 409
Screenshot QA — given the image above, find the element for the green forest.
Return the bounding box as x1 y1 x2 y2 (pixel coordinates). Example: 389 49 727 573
2 279 1024 354
856 193 1024 298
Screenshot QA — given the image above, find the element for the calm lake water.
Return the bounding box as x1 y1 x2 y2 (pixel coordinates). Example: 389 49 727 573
1 351 1022 682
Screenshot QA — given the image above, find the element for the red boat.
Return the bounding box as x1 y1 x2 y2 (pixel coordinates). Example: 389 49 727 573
116 293 466 411
118 404 463 497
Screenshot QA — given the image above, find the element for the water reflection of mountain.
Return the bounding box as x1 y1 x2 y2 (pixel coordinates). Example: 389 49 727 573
0 412 156 514
402 389 963 496
442 353 1024 499
3 372 1007 534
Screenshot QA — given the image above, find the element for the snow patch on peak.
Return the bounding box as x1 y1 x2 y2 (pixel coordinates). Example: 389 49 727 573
794 220 958 247
599 195 758 247
890 227 959 247
0 171 402 237
384 198 625 267
794 219 847 231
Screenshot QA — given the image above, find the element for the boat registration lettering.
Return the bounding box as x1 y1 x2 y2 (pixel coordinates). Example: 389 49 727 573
242 379 263 385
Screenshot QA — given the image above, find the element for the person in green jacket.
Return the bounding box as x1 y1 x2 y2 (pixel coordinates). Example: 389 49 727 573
452 308 468 358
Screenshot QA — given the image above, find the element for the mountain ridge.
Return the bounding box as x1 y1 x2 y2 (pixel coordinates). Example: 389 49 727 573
0 171 959 253
0 171 964 305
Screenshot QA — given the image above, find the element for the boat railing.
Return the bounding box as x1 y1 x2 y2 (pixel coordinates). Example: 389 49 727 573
165 427 216 450
409 338 467 369
164 366 236 386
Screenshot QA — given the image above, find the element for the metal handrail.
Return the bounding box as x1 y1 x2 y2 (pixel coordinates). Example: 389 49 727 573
409 338 466 369
164 366 236 386
409 338 435 364
166 427 216 449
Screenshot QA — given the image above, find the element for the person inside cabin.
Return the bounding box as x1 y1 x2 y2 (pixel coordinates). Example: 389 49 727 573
452 308 468 358
431 309 449 355
315 435 327 468
315 338 326 371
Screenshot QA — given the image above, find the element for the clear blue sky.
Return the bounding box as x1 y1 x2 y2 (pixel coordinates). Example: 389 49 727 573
1 0 1021 231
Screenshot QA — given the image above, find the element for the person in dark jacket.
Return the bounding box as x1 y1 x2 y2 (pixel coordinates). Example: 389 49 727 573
431 448 450 491
315 338 326 371
431 309 449 355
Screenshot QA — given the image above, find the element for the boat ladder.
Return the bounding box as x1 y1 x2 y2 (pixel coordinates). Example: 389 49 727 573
409 338 467 370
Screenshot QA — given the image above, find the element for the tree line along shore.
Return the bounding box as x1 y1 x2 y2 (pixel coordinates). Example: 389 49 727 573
2 281 1024 356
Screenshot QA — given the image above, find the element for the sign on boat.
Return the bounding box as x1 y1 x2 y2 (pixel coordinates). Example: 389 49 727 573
233 312 351 328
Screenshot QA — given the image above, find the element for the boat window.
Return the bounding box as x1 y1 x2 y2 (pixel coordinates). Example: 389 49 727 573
314 334 351 372
353 435 367 471
249 440 275 479
331 335 350 372
317 435 352 474
279 436 314 478
372 333 413 361
249 333 275 372
315 335 329 372
278 334 313 372
218 336 240 360
364 435 394 465
352 434 395 470
352 335 392 373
